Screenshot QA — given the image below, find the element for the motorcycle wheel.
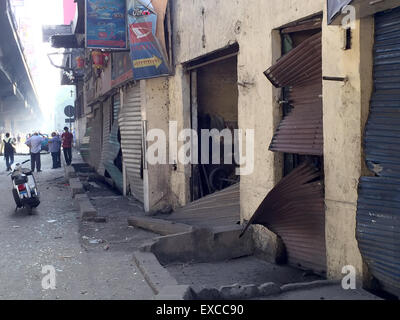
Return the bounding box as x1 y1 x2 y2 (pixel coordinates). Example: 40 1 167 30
12 189 22 208
31 198 40 208
25 205 33 215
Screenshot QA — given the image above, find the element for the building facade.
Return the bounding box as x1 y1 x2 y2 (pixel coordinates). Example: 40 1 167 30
54 0 400 296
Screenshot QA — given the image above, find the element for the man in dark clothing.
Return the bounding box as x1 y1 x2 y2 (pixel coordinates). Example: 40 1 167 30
61 127 73 166
2 133 16 171
49 132 62 169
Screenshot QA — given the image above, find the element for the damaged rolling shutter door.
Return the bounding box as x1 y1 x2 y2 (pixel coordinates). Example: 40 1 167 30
103 95 123 192
357 7 400 296
98 99 111 176
241 162 326 273
119 85 144 203
113 95 120 122
244 31 326 274
265 32 323 156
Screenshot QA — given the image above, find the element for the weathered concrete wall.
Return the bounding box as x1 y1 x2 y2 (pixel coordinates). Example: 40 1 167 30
322 14 374 282
141 78 172 213
75 116 87 149
168 65 191 207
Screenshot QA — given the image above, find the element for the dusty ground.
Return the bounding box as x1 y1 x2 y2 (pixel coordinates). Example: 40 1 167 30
166 256 322 292
0 154 155 300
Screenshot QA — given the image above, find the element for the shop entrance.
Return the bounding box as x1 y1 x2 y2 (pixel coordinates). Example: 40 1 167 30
188 46 239 201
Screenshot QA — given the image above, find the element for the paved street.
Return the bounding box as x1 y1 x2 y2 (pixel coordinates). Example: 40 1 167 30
0 154 154 300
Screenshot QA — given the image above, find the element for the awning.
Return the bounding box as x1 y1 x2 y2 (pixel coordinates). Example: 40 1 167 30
265 32 323 156
72 0 85 35
327 0 400 25
327 0 353 24
51 34 81 48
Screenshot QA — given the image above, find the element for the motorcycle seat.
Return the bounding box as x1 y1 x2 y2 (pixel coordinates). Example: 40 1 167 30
12 174 28 185
22 168 32 175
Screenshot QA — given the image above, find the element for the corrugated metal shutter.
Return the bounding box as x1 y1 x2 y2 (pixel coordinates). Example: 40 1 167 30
98 100 111 176
113 95 120 122
357 7 400 296
258 31 326 274
241 162 326 274
265 32 323 156
102 95 123 192
119 85 144 203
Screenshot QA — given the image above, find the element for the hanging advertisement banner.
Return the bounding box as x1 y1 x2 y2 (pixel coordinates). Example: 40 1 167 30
127 0 170 80
86 0 127 49
112 52 133 87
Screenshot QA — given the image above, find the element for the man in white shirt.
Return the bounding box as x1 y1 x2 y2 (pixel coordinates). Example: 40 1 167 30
25 132 44 172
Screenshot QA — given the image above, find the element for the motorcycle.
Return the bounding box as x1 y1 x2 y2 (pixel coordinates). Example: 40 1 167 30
8 160 40 214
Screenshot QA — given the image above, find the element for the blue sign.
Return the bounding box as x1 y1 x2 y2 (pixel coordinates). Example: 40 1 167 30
127 0 170 80
86 0 127 49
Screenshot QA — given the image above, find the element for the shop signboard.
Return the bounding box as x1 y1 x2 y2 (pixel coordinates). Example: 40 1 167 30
86 0 127 49
127 0 170 80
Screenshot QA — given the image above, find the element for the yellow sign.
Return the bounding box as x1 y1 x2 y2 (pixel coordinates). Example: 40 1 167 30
133 55 163 69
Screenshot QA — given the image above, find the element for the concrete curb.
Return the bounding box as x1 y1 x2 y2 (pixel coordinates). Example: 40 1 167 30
65 165 77 178
71 187 98 220
128 216 193 236
133 251 179 295
62 154 98 220
78 197 98 220
69 177 84 198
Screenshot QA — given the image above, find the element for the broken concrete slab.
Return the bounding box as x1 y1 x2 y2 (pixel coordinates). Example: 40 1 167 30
258 282 281 297
128 216 193 236
219 283 260 300
73 194 88 210
280 280 340 293
64 165 77 179
133 251 178 295
195 288 221 300
69 178 84 198
79 199 97 220
149 226 254 265
155 285 195 300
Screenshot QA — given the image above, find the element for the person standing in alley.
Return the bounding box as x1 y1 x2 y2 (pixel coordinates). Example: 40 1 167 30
1 133 16 171
61 127 73 166
48 132 62 169
25 132 44 172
